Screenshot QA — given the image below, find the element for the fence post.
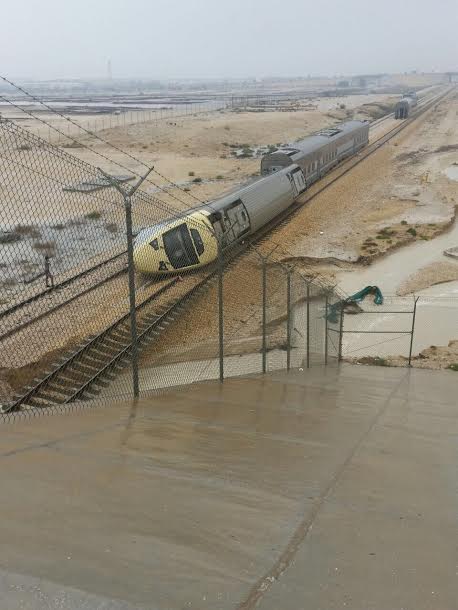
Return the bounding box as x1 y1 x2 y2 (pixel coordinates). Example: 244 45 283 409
338 300 344 362
306 282 311 368
286 269 292 371
408 297 419 367
98 166 154 398
324 292 329 365
218 240 224 382
124 194 139 397
262 258 267 374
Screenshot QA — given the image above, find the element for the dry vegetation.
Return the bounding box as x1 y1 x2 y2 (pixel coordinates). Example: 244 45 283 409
349 340 458 372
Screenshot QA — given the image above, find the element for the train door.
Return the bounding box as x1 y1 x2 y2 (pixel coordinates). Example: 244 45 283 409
208 199 251 247
288 167 307 196
223 199 251 245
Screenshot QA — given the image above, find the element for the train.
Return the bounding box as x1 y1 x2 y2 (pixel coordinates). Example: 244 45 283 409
133 119 370 275
394 91 418 119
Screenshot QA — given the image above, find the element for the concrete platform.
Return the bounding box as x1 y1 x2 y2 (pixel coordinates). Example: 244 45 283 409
1 364 457 609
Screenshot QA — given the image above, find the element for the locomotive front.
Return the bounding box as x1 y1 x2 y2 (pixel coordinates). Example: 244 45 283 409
133 211 218 275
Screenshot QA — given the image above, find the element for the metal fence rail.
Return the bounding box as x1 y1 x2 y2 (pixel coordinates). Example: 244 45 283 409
2 90 456 423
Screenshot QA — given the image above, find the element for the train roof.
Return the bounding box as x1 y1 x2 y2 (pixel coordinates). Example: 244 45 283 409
396 96 415 107
268 120 368 161
201 164 299 215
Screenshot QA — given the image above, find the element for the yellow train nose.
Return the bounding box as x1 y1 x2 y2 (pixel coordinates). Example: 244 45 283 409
133 241 161 274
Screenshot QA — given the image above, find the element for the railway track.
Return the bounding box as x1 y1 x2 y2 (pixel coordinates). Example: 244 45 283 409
6 277 180 410
0 88 436 340
259 86 452 240
2 86 451 415
0 251 127 342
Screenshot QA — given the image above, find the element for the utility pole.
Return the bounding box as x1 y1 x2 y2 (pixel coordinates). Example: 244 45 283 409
98 166 154 398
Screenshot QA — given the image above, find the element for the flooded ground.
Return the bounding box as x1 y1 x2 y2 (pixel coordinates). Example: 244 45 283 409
337 217 458 358
444 164 458 181
1 365 457 610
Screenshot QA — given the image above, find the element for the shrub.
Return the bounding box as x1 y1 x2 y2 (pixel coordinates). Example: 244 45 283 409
188 171 195 176
401 220 408 225
105 222 118 233
0 232 21 244
85 211 102 220
216 175 223 180
183 187 191 192
192 177 202 183
52 223 66 230
15 224 41 238
33 240 56 253
407 227 417 236
0 278 18 288
448 363 458 372
373 356 389 366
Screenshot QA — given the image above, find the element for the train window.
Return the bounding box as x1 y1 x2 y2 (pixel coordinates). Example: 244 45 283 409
190 228 205 256
163 223 199 269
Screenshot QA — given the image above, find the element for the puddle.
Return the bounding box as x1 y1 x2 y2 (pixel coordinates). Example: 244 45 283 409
0 220 125 295
337 220 458 296
443 165 458 181
336 219 458 358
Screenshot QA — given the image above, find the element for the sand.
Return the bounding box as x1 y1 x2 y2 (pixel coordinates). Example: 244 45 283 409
398 261 458 295
1 87 456 400
350 340 458 371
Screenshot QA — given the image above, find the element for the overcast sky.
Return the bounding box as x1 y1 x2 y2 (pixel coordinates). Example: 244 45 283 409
1 0 456 80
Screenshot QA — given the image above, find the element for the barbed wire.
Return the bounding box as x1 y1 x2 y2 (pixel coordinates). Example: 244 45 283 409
0 114 211 234
0 92 197 214
0 75 205 206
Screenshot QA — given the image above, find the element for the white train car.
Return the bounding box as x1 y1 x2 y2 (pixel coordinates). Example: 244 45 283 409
134 164 306 275
395 94 417 119
134 119 370 276
261 120 369 180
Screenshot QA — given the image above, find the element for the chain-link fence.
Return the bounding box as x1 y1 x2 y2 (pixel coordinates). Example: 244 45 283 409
340 294 458 367
0 96 230 147
0 114 341 421
2 109 456 423
0 115 212 417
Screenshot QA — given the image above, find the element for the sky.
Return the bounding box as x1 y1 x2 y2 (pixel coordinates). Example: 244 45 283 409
1 0 457 80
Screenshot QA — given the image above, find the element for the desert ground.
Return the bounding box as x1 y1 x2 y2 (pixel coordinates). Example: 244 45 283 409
135 87 458 372
1 83 456 402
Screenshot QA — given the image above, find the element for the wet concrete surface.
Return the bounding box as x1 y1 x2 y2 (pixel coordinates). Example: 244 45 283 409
1 364 457 609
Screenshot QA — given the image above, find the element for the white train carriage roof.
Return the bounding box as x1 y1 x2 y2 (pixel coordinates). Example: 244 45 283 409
201 164 300 232
282 120 367 157
261 120 368 172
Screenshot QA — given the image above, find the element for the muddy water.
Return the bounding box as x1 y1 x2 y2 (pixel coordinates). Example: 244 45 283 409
336 221 458 357
444 165 458 181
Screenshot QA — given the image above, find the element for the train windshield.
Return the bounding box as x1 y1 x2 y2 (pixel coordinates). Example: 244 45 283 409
163 223 199 269
190 228 205 255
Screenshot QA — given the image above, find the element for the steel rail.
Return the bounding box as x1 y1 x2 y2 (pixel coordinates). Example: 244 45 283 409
0 87 440 337
2 86 451 415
